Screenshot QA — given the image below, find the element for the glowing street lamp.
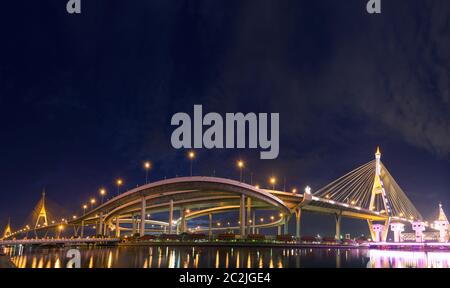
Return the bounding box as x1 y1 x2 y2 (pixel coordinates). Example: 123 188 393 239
144 161 151 184
116 179 123 195
82 204 88 215
270 216 275 221
99 188 106 204
270 177 276 190
188 151 195 176
90 198 96 210
237 160 244 182
58 225 64 239
304 186 311 194
292 188 297 194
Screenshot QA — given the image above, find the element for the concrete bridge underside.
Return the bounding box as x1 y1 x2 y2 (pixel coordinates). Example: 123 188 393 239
48 177 387 240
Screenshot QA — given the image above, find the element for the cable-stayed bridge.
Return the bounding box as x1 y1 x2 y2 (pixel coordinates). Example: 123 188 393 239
2 148 448 245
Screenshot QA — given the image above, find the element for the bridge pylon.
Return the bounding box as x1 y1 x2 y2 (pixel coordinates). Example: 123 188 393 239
2 218 12 239
368 147 390 242
34 190 49 229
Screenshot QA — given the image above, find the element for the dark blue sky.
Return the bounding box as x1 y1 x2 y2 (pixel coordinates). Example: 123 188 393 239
1 0 449 236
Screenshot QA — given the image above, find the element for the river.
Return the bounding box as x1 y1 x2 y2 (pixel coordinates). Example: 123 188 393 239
3 246 450 268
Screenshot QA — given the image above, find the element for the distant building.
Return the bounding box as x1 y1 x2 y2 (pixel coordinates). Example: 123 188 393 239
401 203 449 243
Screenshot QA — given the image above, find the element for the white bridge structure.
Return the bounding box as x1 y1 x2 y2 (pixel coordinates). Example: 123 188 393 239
2 148 449 244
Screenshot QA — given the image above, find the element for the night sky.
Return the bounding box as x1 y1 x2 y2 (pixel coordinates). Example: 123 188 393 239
1 0 449 237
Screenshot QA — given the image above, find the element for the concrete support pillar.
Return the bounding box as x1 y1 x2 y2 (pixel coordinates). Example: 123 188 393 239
115 218 120 238
277 225 281 235
240 194 246 238
181 207 186 233
247 197 252 235
295 209 302 239
208 213 212 239
335 213 341 240
168 199 174 234
104 225 109 237
371 224 385 242
132 213 137 235
140 197 146 236
252 211 256 234
283 217 289 235
80 221 85 238
98 214 103 236
390 222 405 242
412 221 426 243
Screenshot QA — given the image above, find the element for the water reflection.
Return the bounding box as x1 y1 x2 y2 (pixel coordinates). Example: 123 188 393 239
367 250 450 268
4 245 450 268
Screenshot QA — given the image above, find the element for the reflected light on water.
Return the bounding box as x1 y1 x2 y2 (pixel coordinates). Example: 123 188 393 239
107 251 113 268
215 250 219 268
89 255 94 268
194 252 199 268
277 258 283 268
37 257 44 268
168 250 175 268
183 253 189 268
158 249 162 268
5 245 450 268
368 250 450 268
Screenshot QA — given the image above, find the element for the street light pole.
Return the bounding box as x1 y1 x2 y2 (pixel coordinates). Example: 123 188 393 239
100 188 106 204
144 161 151 184
116 179 123 196
90 198 96 210
270 177 276 191
237 160 244 182
188 151 195 176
